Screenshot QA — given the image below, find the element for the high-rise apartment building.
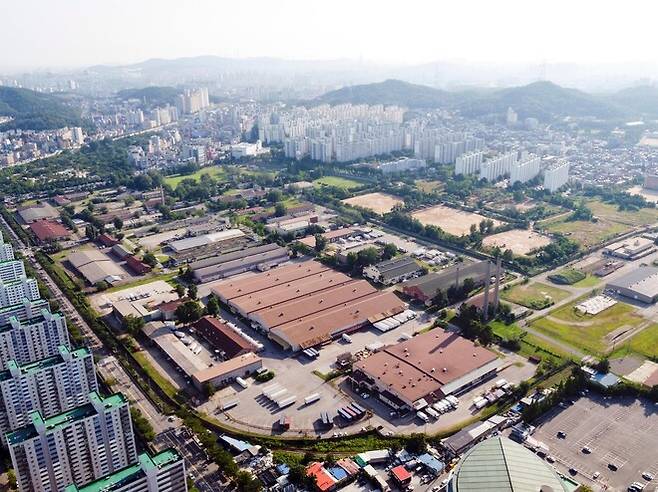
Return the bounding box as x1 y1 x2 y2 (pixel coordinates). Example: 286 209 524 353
0 298 50 327
177 88 210 114
0 259 27 284
544 160 570 192
510 154 541 184
8 392 138 492
64 450 187 492
455 151 484 176
0 346 97 439
0 311 70 370
480 152 518 182
0 233 14 262
0 277 40 308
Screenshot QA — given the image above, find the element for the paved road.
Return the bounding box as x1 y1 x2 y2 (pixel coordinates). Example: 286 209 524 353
0 214 172 433
97 356 173 434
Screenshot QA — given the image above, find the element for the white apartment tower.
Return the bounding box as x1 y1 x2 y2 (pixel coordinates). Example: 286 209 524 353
0 233 14 262
0 311 70 370
544 160 570 192
0 277 40 308
480 152 518 182
0 259 27 284
64 450 188 492
8 392 138 492
0 346 98 439
510 154 541 184
455 151 484 176
0 298 50 327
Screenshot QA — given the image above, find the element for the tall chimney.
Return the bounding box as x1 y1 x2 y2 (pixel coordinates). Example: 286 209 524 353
482 261 491 321
493 256 502 314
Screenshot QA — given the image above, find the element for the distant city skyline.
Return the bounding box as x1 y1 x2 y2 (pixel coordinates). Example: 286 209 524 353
3 0 658 72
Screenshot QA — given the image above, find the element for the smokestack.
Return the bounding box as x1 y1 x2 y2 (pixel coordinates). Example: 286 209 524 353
482 261 491 322
493 256 502 314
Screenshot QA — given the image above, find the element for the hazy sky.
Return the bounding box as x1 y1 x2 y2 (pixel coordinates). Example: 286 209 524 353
3 0 658 71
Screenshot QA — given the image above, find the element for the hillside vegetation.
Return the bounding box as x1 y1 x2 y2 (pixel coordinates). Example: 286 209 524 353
315 79 652 121
0 86 84 131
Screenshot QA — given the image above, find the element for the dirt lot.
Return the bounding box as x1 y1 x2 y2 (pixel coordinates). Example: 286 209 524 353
411 205 503 236
532 394 658 491
342 192 404 214
482 229 551 255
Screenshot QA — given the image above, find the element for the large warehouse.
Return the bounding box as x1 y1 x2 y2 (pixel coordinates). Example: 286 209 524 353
67 250 126 285
191 243 289 283
212 260 406 351
351 329 500 411
606 267 658 304
401 261 491 304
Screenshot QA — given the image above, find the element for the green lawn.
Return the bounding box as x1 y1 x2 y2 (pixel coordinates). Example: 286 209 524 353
538 198 658 250
548 268 586 285
572 275 601 288
313 176 363 190
531 300 644 355
164 166 225 188
133 351 179 398
617 323 658 359
489 321 569 364
500 282 570 309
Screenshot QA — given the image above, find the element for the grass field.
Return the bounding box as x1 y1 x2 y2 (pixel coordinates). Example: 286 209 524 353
133 351 179 398
615 323 658 359
164 166 225 188
313 176 364 190
489 321 569 364
500 282 570 309
531 300 645 354
572 275 601 288
538 198 658 249
548 268 586 285
415 180 444 194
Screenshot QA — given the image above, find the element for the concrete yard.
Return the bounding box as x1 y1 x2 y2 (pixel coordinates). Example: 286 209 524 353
196 304 535 437
89 279 178 316
532 394 658 491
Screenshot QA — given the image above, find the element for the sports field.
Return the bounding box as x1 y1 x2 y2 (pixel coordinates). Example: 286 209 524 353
411 205 503 236
164 166 225 187
313 176 363 190
342 192 404 214
500 282 570 309
531 299 645 354
482 229 551 255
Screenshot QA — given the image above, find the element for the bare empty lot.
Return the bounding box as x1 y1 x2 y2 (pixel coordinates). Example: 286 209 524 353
342 192 404 214
532 394 658 491
482 229 551 255
412 205 503 236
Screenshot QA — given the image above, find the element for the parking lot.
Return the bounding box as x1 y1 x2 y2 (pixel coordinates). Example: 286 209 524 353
532 394 658 491
196 303 535 437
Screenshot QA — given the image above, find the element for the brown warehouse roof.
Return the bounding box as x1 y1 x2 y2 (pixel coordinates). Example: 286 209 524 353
252 280 377 329
212 261 329 300
231 270 352 314
354 329 498 403
272 291 405 349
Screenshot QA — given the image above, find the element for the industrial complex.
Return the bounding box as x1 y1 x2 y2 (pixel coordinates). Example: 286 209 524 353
351 330 501 411
212 260 407 350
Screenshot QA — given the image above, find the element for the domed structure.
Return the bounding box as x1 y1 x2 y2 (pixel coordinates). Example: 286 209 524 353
448 436 571 492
